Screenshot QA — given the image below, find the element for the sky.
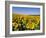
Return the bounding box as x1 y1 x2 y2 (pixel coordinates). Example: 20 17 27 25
12 7 40 15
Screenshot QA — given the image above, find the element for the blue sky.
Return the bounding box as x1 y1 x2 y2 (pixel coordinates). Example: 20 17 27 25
12 7 40 15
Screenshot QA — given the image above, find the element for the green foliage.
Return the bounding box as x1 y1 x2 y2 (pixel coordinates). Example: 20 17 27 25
12 14 40 31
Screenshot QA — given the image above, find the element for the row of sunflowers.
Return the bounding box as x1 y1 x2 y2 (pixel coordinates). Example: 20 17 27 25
12 14 40 31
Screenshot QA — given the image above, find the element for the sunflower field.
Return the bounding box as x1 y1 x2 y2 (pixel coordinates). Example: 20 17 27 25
12 13 40 31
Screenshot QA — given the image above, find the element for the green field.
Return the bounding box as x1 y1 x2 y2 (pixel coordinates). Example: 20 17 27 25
12 13 40 31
